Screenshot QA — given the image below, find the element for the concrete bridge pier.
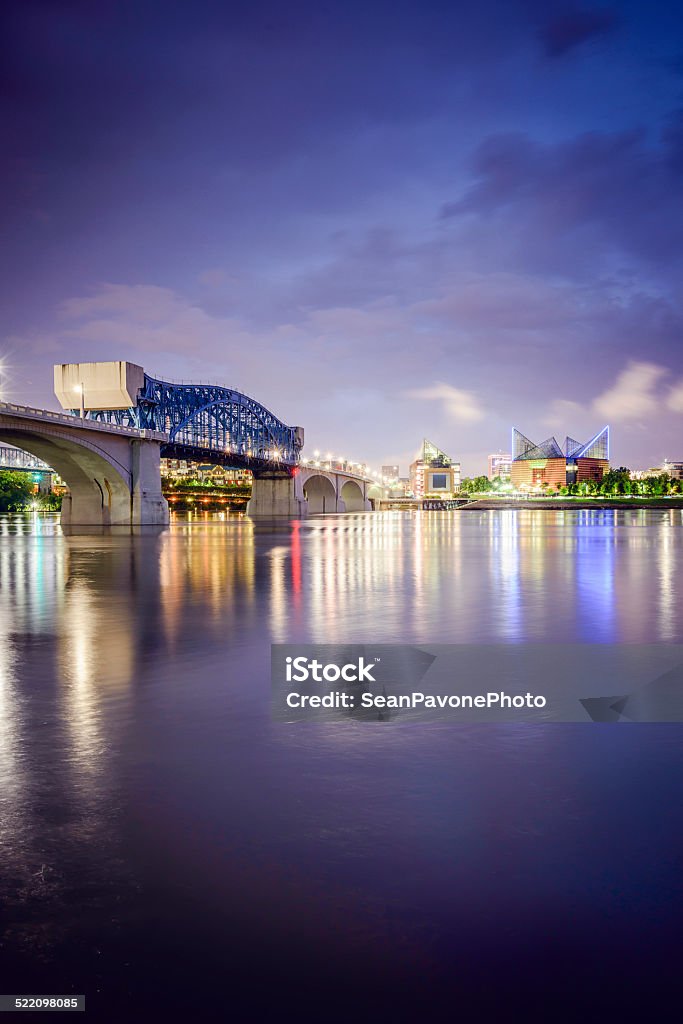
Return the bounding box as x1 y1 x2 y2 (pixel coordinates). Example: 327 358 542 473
247 471 308 517
47 437 169 528
131 439 168 526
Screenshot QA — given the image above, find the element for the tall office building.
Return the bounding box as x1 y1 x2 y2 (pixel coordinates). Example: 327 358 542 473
488 452 511 481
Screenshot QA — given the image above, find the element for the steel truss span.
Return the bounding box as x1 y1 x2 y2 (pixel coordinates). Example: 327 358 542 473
86 375 302 473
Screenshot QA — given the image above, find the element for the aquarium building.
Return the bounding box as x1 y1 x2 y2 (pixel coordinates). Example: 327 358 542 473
511 426 610 489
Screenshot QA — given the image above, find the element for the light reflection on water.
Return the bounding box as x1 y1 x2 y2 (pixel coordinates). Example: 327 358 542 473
1 507 683 1013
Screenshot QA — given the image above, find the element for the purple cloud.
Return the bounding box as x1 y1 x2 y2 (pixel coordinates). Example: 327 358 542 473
2 1 683 472
539 7 620 57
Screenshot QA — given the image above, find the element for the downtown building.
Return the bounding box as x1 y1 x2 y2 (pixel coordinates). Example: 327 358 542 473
511 426 609 489
662 459 683 481
488 452 511 481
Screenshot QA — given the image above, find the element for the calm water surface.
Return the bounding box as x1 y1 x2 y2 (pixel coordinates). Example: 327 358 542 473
1 509 683 1020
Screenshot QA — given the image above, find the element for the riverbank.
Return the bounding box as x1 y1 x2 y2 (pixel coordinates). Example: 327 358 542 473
463 497 683 510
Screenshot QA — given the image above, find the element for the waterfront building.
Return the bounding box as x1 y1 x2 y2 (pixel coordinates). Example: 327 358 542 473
410 439 461 498
510 426 609 490
662 460 683 480
161 459 251 487
386 477 411 497
630 467 666 480
382 465 400 483
487 452 511 481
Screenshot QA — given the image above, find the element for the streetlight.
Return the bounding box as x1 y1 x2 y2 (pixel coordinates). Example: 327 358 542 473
73 383 85 419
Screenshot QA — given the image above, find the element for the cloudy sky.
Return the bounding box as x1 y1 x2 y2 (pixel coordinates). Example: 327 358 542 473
2 0 683 472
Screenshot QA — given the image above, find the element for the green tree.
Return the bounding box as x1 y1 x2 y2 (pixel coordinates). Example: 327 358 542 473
599 467 632 496
36 492 63 511
642 473 670 496
0 471 34 512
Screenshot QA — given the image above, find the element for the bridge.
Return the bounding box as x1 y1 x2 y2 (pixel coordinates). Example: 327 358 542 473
67 369 304 472
0 400 168 526
0 360 384 525
0 445 53 474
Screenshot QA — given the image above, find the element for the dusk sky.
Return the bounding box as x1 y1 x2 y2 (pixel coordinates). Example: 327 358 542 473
2 0 683 472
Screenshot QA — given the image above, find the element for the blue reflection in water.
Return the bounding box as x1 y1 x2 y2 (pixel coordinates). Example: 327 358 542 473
0 509 682 1018
573 510 617 642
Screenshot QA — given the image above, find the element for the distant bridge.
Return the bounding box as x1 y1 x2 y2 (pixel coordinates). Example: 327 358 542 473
0 445 53 474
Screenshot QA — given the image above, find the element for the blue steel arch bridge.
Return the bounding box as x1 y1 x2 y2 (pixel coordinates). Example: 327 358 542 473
0 445 53 474
76 373 303 474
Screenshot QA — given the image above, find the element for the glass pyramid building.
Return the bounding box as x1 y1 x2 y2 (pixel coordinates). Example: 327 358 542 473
511 426 609 487
410 439 461 497
419 438 454 468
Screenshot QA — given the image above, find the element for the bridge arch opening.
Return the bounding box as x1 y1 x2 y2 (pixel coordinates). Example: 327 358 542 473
0 426 133 526
303 474 337 514
340 479 366 512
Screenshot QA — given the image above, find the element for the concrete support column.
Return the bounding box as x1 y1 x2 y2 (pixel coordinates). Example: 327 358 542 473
61 481 115 526
248 471 308 517
131 440 170 526
335 479 345 513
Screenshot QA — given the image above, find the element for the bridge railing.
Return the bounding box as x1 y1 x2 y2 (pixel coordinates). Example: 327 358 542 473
300 455 394 486
0 402 167 440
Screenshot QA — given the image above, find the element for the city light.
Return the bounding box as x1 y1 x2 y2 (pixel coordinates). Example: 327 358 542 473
73 383 85 418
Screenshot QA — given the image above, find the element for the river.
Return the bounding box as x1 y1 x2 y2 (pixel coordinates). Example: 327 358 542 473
1 509 682 1020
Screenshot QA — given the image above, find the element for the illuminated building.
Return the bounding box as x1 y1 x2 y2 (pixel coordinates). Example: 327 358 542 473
161 458 251 486
510 426 609 489
662 460 683 480
410 439 461 498
488 452 511 481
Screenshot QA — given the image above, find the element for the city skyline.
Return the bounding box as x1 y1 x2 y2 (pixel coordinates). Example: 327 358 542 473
3 0 683 473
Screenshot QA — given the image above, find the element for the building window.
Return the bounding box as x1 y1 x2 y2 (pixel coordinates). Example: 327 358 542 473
430 473 448 490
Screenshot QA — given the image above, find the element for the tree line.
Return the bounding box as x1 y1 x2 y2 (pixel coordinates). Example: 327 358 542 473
458 469 682 497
